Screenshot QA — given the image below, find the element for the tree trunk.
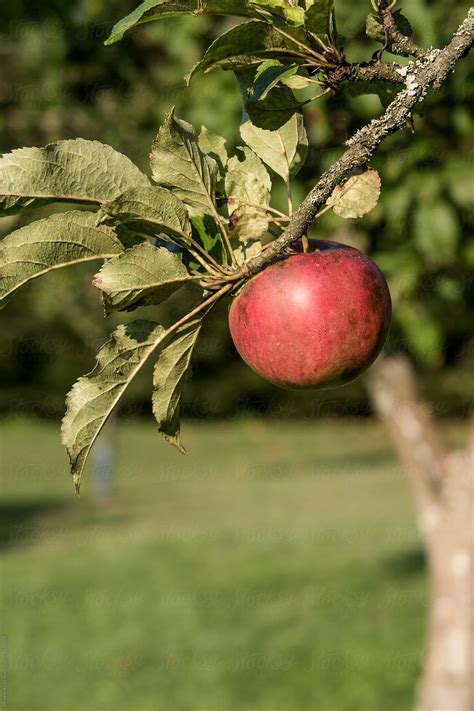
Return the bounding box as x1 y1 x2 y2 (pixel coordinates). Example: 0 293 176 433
365 355 473 711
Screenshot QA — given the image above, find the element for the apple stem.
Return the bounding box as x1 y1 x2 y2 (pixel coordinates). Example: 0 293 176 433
314 203 333 220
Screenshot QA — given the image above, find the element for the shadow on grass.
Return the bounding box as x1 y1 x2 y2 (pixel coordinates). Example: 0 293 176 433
0 499 71 552
384 548 427 577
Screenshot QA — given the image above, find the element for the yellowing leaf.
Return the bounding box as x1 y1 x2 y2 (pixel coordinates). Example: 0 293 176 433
327 169 381 219
198 127 228 176
225 147 271 241
233 239 263 265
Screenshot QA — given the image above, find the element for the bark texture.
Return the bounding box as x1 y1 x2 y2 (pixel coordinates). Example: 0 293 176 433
366 355 473 711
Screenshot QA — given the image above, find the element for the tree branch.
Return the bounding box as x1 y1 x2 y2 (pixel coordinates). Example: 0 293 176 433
323 60 404 89
351 61 403 84
380 3 428 59
240 8 473 279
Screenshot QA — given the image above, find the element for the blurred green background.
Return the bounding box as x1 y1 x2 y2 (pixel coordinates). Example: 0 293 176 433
0 1 472 709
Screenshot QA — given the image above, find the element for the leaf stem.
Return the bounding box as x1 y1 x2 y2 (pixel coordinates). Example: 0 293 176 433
297 75 327 86
272 25 332 64
172 282 234 326
185 235 226 273
298 88 332 106
308 32 331 53
238 202 289 219
187 247 223 276
211 208 238 268
286 179 293 216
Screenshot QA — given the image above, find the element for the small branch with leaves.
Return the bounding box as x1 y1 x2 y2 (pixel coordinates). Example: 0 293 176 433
239 7 474 276
373 0 429 59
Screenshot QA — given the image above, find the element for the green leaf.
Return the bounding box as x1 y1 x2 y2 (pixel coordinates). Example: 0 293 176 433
97 186 192 243
414 201 459 267
93 242 191 314
62 319 171 491
0 211 126 306
198 127 228 177
443 159 474 209
238 67 301 130
150 109 219 218
251 0 305 26
188 21 289 79
190 214 227 264
225 147 271 241
240 110 308 181
0 139 150 215
105 0 159 44
366 10 412 47
376 246 422 300
152 319 202 452
246 86 301 130
326 169 381 219
250 60 299 102
305 0 333 35
105 0 254 45
396 302 443 366
381 184 412 237
281 4 305 26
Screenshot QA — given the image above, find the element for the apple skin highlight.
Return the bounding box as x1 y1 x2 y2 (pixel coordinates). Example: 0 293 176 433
228 241 392 390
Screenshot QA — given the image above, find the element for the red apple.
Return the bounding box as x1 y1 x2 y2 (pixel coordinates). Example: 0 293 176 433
228 240 391 390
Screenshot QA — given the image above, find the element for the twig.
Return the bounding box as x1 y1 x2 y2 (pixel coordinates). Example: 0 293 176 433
349 62 404 84
323 60 404 90
379 1 429 59
171 282 233 324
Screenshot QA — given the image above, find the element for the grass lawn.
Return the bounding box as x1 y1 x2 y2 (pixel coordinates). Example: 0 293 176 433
2 416 462 711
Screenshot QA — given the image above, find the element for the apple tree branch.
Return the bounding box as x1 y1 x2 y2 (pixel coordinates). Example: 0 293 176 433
240 8 474 279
